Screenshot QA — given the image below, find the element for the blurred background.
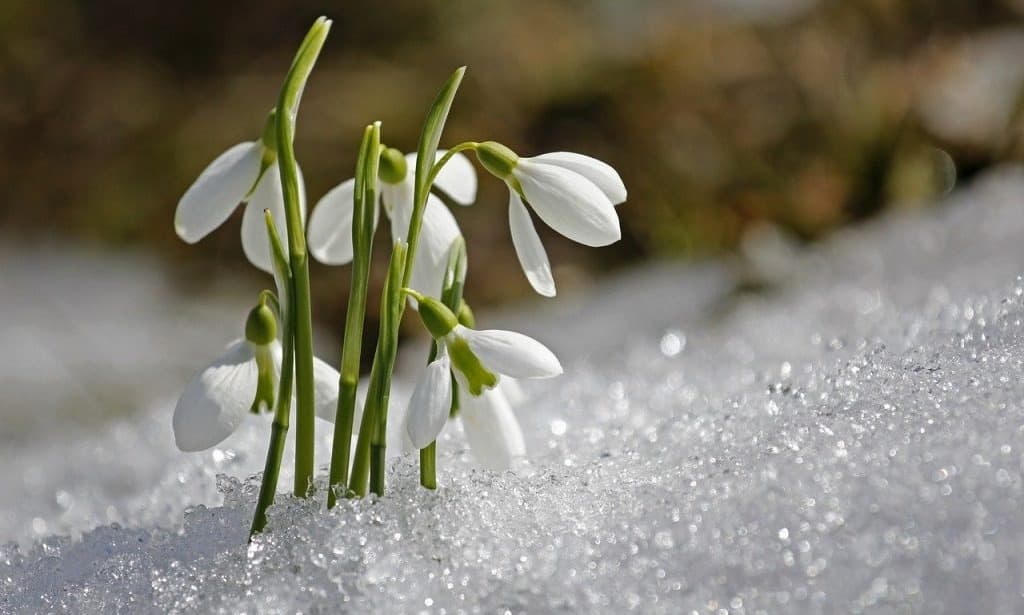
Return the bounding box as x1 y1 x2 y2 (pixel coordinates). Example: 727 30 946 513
3 0 1024 431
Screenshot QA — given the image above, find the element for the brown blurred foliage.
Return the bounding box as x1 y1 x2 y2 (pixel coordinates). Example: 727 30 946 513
3 0 1024 322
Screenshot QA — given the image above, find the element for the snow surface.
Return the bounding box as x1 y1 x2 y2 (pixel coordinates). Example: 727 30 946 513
5 167 1024 613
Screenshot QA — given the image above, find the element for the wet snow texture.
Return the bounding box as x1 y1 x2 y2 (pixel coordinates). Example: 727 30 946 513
5 167 1024 613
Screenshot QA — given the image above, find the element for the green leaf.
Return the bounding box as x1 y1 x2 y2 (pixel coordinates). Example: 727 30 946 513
413 66 466 211
264 210 292 318
361 122 382 246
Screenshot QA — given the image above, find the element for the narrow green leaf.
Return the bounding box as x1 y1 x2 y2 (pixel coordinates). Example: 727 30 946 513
264 210 292 320
412 66 466 224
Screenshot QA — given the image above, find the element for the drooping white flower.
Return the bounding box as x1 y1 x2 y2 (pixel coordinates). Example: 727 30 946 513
173 338 340 452
174 133 307 274
403 292 561 449
306 148 476 297
475 142 626 297
402 364 529 470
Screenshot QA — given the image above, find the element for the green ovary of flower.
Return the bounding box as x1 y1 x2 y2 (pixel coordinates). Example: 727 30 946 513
378 147 408 185
245 302 278 346
475 141 518 180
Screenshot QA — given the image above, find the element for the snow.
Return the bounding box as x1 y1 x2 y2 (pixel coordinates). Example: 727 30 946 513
5 167 1024 612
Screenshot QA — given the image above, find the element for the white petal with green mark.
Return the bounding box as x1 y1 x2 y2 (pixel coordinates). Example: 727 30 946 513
458 326 562 379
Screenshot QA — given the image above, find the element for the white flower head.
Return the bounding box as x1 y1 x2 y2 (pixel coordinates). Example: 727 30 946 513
475 142 626 297
174 111 307 274
173 304 340 452
306 148 476 298
402 291 561 449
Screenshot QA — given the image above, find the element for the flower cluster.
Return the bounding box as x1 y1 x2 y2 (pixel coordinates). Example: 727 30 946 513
170 17 625 536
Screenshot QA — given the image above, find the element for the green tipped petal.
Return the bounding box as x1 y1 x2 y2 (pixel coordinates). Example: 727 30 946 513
448 335 498 396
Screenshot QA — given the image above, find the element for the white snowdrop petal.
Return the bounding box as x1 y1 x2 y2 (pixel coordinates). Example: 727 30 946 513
515 161 620 247
242 163 308 273
460 387 526 470
384 179 415 243
532 151 627 205
307 178 357 265
175 142 262 243
462 327 563 379
173 339 258 452
405 353 453 449
406 195 463 298
241 165 287 274
508 192 556 297
313 355 341 423
498 377 526 407
432 150 478 205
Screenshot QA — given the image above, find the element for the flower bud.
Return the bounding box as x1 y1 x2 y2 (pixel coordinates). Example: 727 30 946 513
378 147 408 185
475 141 519 181
245 303 278 346
457 300 476 328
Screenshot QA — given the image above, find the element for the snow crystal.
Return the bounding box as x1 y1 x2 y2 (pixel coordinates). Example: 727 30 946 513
6 167 1024 613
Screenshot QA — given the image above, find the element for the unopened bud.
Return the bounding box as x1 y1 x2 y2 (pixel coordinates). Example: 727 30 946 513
245 303 278 346
379 147 408 185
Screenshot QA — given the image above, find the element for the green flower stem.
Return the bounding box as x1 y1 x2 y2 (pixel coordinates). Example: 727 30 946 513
251 212 295 537
428 142 478 187
350 241 407 497
419 237 467 489
419 442 437 489
349 67 466 497
274 17 331 497
327 122 381 508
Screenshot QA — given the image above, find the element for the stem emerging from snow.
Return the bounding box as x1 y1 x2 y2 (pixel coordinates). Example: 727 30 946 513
274 17 331 497
251 212 295 537
328 123 381 507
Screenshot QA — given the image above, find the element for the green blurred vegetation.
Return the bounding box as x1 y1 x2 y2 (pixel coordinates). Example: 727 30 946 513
3 0 1024 320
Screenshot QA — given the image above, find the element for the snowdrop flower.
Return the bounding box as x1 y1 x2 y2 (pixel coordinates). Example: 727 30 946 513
173 303 339 452
403 291 561 451
174 111 306 274
474 142 626 297
307 148 477 297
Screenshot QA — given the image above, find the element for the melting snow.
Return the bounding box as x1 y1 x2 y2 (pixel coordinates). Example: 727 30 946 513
5 167 1024 613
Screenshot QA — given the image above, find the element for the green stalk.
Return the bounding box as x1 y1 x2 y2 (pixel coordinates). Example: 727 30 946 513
251 212 296 537
418 237 467 489
327 123 381 507
273 17 331 497
349 67 466 497
350 242 407 496
419 442 437 489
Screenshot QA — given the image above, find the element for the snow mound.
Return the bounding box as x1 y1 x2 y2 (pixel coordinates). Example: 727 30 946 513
5 168 1024 613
